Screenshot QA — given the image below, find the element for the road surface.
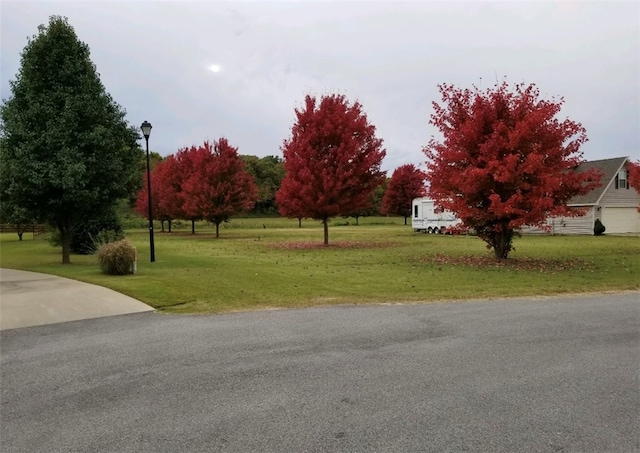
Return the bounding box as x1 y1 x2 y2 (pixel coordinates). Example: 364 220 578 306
2 293 638 452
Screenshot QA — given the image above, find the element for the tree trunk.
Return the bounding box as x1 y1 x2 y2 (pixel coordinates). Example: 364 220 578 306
404 216 407 225
298 218 302 228
355 216 359 226
215 222 220 238
160 220 165 232
168 220 172 233
191 219 195 234
58 218 71 264
323 218 329 245
492 228 514 260
17 224 26 240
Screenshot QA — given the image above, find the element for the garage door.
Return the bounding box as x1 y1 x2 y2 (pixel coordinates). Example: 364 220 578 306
601 207 640 234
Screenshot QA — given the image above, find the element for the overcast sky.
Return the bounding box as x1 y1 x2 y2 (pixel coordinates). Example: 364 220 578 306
2 1 639 171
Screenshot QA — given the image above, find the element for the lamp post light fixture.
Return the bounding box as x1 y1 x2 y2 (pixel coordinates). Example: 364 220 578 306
141 121 155 262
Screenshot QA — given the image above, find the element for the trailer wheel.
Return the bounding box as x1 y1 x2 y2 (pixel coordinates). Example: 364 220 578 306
427 227 432 234
433 227 439 234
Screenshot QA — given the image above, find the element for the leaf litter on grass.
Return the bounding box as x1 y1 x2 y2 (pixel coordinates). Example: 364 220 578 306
268 240 399 250
416 253 597 273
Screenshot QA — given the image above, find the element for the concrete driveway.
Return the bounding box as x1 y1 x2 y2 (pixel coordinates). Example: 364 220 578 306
1 292 638 452
0 268 153 330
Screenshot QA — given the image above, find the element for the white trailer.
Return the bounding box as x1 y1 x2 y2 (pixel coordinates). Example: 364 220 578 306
411 197 461 234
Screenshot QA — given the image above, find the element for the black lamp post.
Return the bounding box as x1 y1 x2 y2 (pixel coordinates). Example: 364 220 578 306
140 121 155 262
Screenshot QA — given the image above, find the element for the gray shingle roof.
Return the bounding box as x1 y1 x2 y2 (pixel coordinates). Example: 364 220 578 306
569 157 627 205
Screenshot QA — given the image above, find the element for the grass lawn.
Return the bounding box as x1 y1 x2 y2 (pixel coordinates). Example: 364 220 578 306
1 216 638 313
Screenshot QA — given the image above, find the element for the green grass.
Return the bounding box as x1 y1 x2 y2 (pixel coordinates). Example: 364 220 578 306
1 217 638 313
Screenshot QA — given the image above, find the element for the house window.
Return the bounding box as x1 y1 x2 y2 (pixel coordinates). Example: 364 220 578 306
414 205 419 218
615 169 629 189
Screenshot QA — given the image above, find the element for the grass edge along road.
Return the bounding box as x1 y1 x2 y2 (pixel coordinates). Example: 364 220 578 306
1 218 638 314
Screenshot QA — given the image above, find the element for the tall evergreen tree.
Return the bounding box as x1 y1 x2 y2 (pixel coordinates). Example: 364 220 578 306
0 16 142 263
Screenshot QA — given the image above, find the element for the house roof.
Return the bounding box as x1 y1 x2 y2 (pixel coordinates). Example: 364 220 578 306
569 156 628 205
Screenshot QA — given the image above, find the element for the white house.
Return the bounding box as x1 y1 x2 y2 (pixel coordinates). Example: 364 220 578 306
522 156 640 235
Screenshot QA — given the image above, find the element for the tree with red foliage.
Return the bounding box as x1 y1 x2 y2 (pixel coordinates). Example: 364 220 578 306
424 81 601 259
381 164 427 224
134 169 162 227
157 153 204 233
276 94 386 244
628 160 640 212
171 146 206 234
154 156 188 232
181 138 258 237
135 158 184 232
341 177 388 225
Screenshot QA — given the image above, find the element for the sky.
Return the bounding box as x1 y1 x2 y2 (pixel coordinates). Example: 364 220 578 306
1 1 639 172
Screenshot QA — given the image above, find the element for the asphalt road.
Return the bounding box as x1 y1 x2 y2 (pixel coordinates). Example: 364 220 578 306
1 293 639 452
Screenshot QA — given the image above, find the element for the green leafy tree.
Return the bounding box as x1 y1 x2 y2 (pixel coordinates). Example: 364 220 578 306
0 197 35 241
241 155 285 215
0 139 36 241
0 205 33 241
0 16 141 263
343 180 388 225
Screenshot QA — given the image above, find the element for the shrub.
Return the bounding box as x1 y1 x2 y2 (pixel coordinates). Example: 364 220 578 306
594 219 606 236
48 207 125 254
97 239 136 275
73 208 125 254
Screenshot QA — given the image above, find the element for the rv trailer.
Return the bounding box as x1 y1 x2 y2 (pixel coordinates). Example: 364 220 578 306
411 197 461 234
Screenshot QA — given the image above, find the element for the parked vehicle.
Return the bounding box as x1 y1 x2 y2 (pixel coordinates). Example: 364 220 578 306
411 197 461 234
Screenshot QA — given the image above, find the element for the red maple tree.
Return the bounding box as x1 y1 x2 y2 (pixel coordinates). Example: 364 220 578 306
381 164 427 224
173 146 208 234
153 155 182 232
181 138 258 237
424 81 601 259
134 168 162 226
136 155 197 233
628 160 640 212
276 94 386 244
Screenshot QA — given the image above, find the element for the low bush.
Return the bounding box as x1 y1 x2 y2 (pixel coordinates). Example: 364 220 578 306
74 208 125 254
96 239 136 275
48 207 125 254
594 219 606 236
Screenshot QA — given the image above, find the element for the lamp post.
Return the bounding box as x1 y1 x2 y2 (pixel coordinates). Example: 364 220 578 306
140 121 155 262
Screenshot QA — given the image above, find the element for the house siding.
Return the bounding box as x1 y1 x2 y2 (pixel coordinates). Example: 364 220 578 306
520 207 597 235
549 208 596 235
598 182 640 207
518 224 549 235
